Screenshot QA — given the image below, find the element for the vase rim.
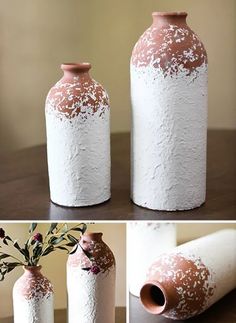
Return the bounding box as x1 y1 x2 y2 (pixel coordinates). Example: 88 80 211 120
61 62 91 73
82 232 103 240
152 11 187 17
140 280 168 315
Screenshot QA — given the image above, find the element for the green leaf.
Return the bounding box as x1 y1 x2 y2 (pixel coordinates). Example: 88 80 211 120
71 223 87 234
33 245 42 258
47 223 58 235
66 242 76 247
5 236 13 242
67 234 78 245
42 245 54 256
2 238 8 246
51 236 66 245
29 223 37 233
0 254 10 260
48 236 58 244
13 240 21 250
24 244 30 260
6 262 21 268
61 224 68 234
13 241 28 258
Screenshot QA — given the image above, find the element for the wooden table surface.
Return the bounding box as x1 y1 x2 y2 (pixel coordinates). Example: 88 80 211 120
129 291 236 323
1 307 126 323
0 130 235 220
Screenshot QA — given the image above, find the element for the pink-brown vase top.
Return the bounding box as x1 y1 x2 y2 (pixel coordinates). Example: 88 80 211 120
14 266 53 300
68 232 115 273
131 11 207 76
46 62 109 120
61 62 91 74
140 253 216 319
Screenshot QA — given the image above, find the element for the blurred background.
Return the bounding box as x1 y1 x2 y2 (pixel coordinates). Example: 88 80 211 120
0 222 126 318
0 0 235 152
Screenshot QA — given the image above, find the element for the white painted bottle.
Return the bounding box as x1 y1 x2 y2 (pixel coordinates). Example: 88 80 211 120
67 232 116 323
131 12 208 211
13 266 54 323
45 63 110 207
140 229 236 320
127 222 176 296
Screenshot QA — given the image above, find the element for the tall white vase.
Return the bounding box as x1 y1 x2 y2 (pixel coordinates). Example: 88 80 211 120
45 63 110 207
131 12 208 211
128 222 176 296
140 229 236 320
13 266 54 323
67 232 116 323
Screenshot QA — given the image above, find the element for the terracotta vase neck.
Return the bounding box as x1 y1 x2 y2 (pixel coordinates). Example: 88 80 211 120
152 11 187 27
23 265 42 276
61 62 92 79
140 280 171 315
81 232 103 243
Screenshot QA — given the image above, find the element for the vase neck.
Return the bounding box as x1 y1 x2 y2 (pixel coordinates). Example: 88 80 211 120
81 232 103 243
61 62 92 79
23 265 42 276
152 12 187 27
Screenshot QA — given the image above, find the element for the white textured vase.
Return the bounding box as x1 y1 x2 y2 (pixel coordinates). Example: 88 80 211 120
45 63 110 207
131 12 208 211
140 229 236 320
67 232 116 323
13 266 54 323
127 222 176 296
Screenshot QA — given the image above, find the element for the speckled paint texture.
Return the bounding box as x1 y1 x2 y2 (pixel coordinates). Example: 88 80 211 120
141 229 236 320
46 63 110 207
67 233 116 323
131 12 208 211
128 222 176 296
13 267 54 323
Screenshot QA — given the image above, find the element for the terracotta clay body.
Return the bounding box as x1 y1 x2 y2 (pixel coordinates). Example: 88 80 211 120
127 222 176 296
140 230 236 320
131 12 208 211
45 63 110 207
13 266 54 323
67 232 116 323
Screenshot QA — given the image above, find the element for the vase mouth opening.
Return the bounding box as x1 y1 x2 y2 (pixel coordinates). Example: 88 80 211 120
61 62 91 73
152 11 187 17
140 281 168 315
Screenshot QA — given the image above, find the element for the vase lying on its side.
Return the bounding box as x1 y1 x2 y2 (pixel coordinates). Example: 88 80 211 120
128 222 176 296
140 229 236 320
131 12 208 211
13 266 54 323
67 232 116 323
45 62 110 207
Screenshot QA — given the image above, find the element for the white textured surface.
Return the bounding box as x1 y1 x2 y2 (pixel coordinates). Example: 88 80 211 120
46 108 110 207
13 294 54 323
67 266 116 323
127 223 176 296
176 229 236 308
148 229 236 319
131 63 208 210
13 274 54 323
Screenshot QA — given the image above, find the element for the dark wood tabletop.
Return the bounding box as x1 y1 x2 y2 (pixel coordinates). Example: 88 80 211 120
0 307 126 323
0 130 235 220
129 291 236 323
